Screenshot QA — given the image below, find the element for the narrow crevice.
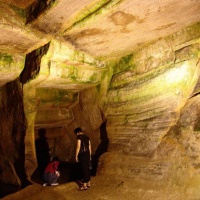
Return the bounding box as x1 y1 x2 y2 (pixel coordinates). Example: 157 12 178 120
20 42 50 84
91 120 109 176
26 0 57 24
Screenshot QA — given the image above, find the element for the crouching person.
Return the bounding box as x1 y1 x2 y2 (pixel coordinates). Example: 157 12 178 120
43 157 60 186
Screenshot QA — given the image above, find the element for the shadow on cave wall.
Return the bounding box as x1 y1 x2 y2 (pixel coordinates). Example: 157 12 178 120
91 120 109 176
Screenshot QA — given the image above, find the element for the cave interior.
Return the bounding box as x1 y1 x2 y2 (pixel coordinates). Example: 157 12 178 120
0 0 200 199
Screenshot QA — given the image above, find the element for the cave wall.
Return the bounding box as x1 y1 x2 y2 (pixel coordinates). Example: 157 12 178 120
151 95 200 197
97 23 200 194
105 23 200 155
0 78 28 186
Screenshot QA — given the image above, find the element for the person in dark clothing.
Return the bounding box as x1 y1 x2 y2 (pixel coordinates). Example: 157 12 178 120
74 127 91 191
35 128 50 180
43 157 60 186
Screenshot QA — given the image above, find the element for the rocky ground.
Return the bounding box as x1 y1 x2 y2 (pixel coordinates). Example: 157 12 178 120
2 174 200 200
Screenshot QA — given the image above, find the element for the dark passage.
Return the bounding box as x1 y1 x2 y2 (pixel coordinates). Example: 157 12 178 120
91 121 109 176
0 183 21 199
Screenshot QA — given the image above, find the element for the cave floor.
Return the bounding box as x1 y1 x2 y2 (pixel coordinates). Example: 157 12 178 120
2 175 200 200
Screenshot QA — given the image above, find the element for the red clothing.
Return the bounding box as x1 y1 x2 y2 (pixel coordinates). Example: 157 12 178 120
44 161 59 173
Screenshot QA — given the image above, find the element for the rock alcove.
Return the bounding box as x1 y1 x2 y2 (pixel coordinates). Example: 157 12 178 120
0 0 200 199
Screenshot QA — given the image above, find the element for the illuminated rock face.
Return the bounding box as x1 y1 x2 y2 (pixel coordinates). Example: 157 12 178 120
106 44 200 155
99 41 200 192
0 0 200 199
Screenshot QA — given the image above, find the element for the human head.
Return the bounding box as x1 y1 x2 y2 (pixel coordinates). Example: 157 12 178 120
52 156 59 162
74 127 82 135
38 128 46 138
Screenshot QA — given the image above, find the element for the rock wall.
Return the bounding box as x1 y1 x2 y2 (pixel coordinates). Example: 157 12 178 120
0 79 28 186
151 95 200 197
98 23 200 194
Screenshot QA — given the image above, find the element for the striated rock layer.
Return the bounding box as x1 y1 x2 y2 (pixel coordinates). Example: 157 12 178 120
98 23 200 198
0 0 200 199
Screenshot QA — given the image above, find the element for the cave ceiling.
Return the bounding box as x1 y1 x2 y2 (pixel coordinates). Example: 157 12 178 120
1 0 200 58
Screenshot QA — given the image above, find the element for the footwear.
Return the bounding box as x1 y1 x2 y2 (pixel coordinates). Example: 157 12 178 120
78 186 87 191
43 183 47 186
51 183 59 186
87 181 90 187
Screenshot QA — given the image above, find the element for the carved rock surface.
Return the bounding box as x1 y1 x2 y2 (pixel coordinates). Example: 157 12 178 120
0 1 200 199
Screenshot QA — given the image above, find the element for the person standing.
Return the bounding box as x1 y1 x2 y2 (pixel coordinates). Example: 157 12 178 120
74 127 91 191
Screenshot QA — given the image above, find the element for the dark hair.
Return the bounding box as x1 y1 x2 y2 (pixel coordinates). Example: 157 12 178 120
38 128 46 137
74 127 82 135
52 156 59 162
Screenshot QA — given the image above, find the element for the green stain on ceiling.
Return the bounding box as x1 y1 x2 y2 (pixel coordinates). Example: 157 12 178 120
37 88 78 103
88 73 98 82
64 0 124 32
96 84 101 93
0 53 13 65
71 49 105 68
113 54 133 74
10 5 26 19
69 73 77 81
66 65 77 80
